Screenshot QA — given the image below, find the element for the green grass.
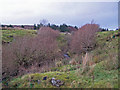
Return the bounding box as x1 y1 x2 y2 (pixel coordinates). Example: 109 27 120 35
89 30 118 88
92 30 118 63
51 64 82 72
8 71 76 88
8 69 91 88
1 29 37 42
8 63 118 88
92 61 118 88
2 30 119 88
56 33 68 49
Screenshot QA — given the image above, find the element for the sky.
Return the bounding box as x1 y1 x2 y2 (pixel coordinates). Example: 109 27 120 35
0 0 119 29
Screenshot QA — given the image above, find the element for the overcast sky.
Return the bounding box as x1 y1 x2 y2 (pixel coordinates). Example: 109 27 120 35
0 0 119 29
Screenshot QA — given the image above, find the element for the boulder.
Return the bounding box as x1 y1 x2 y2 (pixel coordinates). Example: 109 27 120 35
38 80 41 84
50 77 64 87
43 76 47 80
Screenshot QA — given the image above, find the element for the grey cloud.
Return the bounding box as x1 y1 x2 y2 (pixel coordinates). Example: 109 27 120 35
0 2 118 29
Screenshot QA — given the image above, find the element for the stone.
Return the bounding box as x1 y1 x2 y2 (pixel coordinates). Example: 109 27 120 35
38 80 41 84
43 76 47 80
31 76 34 79
67 72 69 74
50 77 64 87
8 35 13 38
56 73 62 75
30 83 34 88
65 77 69 79
64 54 70 59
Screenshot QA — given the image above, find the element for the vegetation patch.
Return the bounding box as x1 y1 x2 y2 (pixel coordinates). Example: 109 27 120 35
2 26 119 88
1 30 37 42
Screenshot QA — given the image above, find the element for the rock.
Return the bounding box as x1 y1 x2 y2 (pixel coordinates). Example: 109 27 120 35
64 54 70 59
13 84 18 87
65 77 69 79
114 33 120 37
9 35 13 37
51 78 56 85
50 77 64 87
31 76 34 79
43 76 47 80
56 73 62 75
30 83 34 88
67 72 69 74
38 80 41 84
112 35 115 38
52 77 55 80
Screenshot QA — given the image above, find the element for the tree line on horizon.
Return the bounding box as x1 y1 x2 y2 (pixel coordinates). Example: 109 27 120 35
1 22 118 32
33 23 79 32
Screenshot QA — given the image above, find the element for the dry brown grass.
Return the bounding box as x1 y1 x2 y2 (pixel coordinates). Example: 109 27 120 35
82 52 94 73
55 61 63 67
69 59 77 65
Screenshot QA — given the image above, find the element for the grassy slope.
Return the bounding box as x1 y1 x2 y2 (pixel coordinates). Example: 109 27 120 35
2 30 119 88
89 30 118 88
1 30 37 42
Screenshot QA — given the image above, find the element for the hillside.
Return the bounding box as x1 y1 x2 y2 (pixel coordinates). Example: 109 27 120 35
2 30 118 88
1 30 36 43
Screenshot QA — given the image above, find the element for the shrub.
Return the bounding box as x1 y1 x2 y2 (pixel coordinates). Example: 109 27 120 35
70 24 100 54
2 44 19 79
37 26 60 38
2 27 61 79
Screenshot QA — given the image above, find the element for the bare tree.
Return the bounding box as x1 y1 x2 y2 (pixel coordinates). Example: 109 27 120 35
2 27 61 79
70 24 100 54
39 19 48 26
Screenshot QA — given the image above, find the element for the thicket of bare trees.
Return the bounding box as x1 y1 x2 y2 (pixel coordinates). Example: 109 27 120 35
70 24 100 54
2 24 100 79
2 27 61 78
